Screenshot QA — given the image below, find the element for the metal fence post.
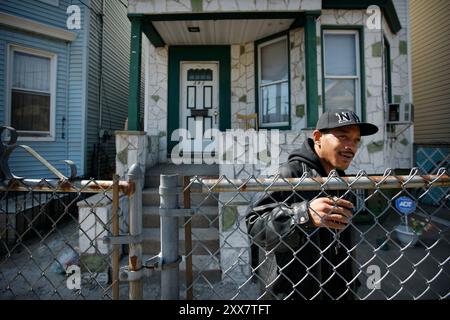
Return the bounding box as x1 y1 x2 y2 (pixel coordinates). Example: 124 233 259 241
183 176 193 300
160 174 180 300
111 174 120 300
127 164 143 300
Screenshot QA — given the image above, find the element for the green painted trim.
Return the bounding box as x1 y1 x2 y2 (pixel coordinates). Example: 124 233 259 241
322 0 401 34
372 42 382 57
254 31 291 130
128 17 142 131
295 104 305 118
128 2 401 33
305 14 319 127
399 40 408 55
384 36 392 103
359 26 366 123
142 18 165 48
367 140 384 153
167 46 231 156
289 10 321 30
190 0 203 13
321 25 366 122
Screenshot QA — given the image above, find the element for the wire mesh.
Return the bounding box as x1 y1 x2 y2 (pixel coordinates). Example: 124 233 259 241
179 168 449 300
0 178 130 300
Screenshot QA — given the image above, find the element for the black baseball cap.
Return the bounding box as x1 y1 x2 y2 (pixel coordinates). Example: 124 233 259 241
316 109 378 136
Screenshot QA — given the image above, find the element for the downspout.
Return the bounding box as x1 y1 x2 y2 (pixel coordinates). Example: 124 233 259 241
97 0 106 177
65 41 70 177
406 0 414 168
81 2 91 177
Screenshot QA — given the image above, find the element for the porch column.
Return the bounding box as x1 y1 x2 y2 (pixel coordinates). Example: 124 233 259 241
128 17 142 131
115 131 147 181
305 13 319 128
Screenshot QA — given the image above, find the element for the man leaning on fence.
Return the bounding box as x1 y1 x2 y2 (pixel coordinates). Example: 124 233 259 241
246 109 379 300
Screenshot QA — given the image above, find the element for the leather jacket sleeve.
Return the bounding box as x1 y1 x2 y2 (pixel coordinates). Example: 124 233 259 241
246 160 315 253
246 200 313 252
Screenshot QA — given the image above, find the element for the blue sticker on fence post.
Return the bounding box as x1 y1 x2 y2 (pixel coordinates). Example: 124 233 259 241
395 196 416 215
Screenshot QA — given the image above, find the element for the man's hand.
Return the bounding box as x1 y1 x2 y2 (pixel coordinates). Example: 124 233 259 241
308 197 354 229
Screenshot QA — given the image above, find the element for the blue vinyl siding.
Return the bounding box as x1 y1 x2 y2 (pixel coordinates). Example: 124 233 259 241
67 3 88 177
0 1 87 178
0 26 70 178
0 0 71 30
1 0 136 179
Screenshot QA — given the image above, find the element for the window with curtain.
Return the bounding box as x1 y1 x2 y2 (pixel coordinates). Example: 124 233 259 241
257 35 289 128
9 47 55 137
323 30 361 115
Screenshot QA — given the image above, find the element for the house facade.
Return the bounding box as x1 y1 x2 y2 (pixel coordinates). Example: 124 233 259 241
0 0 140 179
127 0 413 179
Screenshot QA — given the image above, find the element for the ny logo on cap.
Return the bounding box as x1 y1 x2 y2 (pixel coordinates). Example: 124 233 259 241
335 112 360 124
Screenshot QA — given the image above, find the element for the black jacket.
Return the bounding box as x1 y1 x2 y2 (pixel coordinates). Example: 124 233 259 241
246 138 359 300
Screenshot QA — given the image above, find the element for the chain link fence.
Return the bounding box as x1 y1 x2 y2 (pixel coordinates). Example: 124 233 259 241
1 124 448 300
0 126 145 300
154 168 449 300
1 168 448 300
0 174 140 300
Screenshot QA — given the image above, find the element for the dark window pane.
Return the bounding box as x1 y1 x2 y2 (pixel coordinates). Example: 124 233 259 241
11 90 50 132
187 68 213 81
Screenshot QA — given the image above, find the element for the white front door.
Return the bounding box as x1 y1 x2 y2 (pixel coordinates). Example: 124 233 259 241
180 62 219 156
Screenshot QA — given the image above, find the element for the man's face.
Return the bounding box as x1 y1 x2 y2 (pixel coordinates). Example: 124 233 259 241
314 125 361 171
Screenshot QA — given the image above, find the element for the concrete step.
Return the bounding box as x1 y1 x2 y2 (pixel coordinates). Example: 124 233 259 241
143 206 219 229
142 227 220 256
142 188 218 207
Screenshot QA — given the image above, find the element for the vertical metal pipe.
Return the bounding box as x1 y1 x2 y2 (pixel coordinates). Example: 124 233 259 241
160 174 179 300
183 176 193 300
127 164 143 300
111 174 120 300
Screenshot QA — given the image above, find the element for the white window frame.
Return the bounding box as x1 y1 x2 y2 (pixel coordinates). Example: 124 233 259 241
323 30 361 117
5 44 57 141
257 35 290 128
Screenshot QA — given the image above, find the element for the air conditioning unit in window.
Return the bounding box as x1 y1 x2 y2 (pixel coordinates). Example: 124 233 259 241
387 103 414 124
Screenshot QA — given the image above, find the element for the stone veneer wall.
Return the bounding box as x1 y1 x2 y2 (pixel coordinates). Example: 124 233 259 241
231 43 255 129
145 45 168 163
318 10 412 174
382 15 412 170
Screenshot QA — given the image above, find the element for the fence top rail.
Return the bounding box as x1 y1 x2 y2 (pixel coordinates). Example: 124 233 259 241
189 171 450 193
0 178 134 195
